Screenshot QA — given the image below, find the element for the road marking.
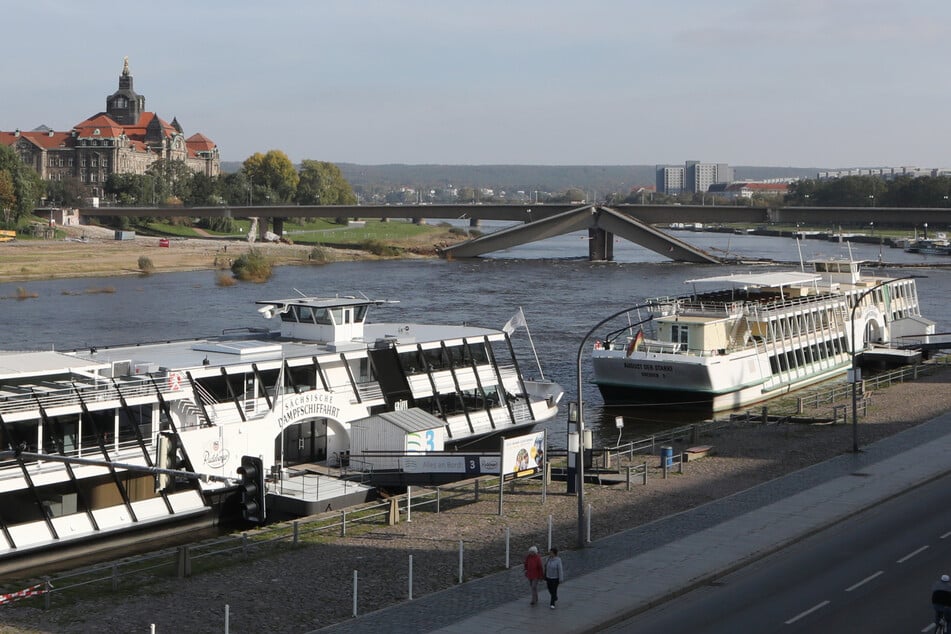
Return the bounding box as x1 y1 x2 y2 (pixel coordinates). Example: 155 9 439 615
941 530 951 540
846 570 883 592
785 600 830 625
897 545 930 563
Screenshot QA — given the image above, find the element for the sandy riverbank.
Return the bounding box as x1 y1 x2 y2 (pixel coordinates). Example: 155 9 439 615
0 224 461 284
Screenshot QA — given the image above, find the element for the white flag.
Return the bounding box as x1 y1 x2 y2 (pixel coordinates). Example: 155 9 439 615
502 308 527 335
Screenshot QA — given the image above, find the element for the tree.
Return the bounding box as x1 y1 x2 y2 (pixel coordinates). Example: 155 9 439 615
243 150 299 203
0 145 43 224
146 159 194 204
295 160 357 205
44 177 89 208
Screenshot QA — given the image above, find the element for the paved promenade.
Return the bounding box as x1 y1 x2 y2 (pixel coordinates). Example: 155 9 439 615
313 412 951 634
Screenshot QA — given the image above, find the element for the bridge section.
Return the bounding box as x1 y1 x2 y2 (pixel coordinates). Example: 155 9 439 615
439 205 720 263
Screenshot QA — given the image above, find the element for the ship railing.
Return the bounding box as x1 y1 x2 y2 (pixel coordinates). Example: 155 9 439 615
0 375 178 416
677 300 745 316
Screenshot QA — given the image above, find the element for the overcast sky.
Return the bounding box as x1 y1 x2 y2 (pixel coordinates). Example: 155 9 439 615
4 0 950 168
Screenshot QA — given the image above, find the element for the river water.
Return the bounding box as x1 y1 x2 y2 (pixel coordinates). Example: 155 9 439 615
2 230 949 448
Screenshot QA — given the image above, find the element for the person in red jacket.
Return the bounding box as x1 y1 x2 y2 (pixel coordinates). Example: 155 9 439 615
523 545 544 605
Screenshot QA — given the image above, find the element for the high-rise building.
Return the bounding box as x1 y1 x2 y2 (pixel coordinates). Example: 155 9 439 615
685 161 733 194
655 165 685 194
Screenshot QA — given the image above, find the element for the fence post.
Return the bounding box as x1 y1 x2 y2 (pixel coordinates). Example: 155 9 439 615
293 520 299 546
548 514 553 551
642 461 648 485
475 479 480 502
458 540 464 584
43 576 52 610
408 555 414 600
797 396 803 414
679 454 685 474
225 604 230 634
341 510 347 537
436 487 441 514
586 504 592 543
242 533 248 556
761 406 768 423
626 465 631 491
505 527 510 569
663 460 669 480
352 570 358 617
406 486 412 523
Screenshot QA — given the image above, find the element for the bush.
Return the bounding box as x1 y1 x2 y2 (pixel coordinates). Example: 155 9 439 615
231 249 273 282
216 271 236 286
138 256 154 275
308 246 329 264
361 239 401 257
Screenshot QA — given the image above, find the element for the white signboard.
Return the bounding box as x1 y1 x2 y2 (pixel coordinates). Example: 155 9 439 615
501 431 546 479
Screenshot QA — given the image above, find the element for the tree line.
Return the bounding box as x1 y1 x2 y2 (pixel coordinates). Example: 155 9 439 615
0 147 357 228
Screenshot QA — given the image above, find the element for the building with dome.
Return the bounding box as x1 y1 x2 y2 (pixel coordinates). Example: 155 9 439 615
0 58 219 199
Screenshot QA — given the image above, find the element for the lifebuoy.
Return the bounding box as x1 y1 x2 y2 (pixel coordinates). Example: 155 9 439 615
168 372 182 391
594 340 603 351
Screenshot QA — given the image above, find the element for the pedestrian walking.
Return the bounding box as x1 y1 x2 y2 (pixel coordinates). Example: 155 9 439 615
544 547 564 609
524 545 544 605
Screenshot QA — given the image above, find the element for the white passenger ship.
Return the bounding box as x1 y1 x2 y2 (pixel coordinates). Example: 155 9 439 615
0 295 561 564
591 260 934 411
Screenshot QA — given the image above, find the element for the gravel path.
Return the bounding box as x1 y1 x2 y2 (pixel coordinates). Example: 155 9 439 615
1 369 950 634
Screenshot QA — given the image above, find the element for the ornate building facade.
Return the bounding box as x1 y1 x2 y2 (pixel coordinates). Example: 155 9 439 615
0 58 219 198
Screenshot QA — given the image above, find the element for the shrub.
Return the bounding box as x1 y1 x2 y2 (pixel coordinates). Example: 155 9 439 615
138 256 155 275
361 239 401 257
308 246 329 264
216 271 236 286
231 249 273 282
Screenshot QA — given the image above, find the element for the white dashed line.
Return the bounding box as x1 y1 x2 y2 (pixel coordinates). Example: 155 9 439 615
785 600 830 625
940 530 951 540
897 545 930 563
845 570 883 592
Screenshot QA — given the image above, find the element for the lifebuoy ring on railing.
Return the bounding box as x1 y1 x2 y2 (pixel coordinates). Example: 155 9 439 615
594 340 603 351
168 372 182 391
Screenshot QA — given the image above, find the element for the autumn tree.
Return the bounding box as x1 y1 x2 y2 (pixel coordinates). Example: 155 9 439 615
243 150 299 203
295 160 357 205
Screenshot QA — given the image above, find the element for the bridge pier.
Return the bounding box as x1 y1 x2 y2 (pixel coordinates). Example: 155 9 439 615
469 218 481 228
588 227 614 261
412 218 427 225
272 217 285 239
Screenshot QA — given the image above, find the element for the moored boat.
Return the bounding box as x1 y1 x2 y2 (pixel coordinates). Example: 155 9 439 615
0 295 561 566
591 260 934 411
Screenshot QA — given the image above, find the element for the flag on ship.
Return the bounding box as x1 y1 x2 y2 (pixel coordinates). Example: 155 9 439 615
625 329 644 357
502 308 527 335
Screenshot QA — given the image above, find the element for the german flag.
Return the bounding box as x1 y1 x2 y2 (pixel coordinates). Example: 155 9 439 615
625 329 644 357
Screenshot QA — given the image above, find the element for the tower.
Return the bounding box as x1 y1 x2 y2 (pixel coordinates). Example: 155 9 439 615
105 57 145 125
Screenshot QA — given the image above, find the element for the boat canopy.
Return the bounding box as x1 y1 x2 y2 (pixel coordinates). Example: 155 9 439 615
684 272 821 288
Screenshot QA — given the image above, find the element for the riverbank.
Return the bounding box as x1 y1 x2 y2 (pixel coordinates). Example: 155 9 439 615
1 367 949 634
0 223 463 284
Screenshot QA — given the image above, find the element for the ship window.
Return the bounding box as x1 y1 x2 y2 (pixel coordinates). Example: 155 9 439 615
422 346 447 371
354 305 368 323
295 306 316 324
313 308 332 325
466 341 489 365
330 308 344 325
671 324 688 347
399 349 425 374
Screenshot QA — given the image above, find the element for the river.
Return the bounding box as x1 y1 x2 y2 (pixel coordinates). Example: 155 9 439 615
2 230 949 448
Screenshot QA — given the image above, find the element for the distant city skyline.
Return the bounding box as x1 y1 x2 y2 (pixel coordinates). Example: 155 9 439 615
3 1 949 168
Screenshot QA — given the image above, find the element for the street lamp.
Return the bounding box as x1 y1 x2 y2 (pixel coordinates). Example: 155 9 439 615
868 195 875 207
574 302 651 548
850 275 920 452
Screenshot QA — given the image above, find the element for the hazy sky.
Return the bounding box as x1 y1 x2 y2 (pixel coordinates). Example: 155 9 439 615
4 0 950 168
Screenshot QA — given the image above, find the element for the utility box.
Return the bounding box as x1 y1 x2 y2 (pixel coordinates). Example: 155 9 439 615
115 230 135 241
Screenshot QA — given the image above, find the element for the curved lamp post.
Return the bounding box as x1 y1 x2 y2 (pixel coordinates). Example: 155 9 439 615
850 275 921 452
574 302 652 548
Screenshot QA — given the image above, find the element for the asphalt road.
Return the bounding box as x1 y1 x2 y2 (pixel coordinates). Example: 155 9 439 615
605 472 951 633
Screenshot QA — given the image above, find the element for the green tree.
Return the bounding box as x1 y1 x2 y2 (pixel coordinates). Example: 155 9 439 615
44 177 89 208
295 160 357 205
0 145 43 223
146 159 194 204
243 150 299 203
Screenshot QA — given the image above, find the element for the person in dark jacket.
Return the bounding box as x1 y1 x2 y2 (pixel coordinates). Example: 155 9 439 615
932 574 951 628
523 545 544 605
